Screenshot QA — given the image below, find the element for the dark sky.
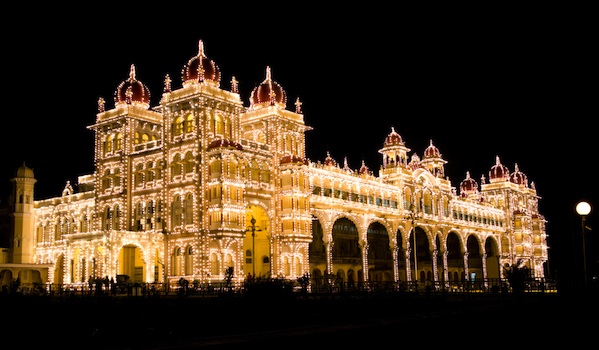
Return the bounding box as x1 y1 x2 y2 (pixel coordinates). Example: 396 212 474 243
1 6 595 280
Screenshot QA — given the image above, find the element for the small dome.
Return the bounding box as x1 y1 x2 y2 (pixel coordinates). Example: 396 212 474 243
323 151 337 167
249 66 287 110
114 64 151 109
489 155 510 183
459 171 479 196
408 154 421 170
383 127 404 147
423 139 441 158
359 160 370 175
509 163 528 186
280 154 308 165
182 40 221 86
16 162 34 178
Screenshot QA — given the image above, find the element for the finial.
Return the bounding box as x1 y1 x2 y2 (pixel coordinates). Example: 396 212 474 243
231 76 238 93
129 64 136 81
164 74 171 93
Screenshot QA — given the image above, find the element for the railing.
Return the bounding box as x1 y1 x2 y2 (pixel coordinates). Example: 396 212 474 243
1 277 557 299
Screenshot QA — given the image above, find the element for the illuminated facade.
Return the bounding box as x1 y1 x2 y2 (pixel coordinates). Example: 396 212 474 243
0 40 548 289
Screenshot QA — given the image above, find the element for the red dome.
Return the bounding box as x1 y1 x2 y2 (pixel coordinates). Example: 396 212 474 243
460 171 479 196
509 163 528 186
114 64 150 108
182 40 221 86
323 151 336 167
249 66 287 109
489 155 510 183
423 139 441 158
207 138 243 151
383 127 404 147
280 154 308 165
408 154 422 170
359 160 370 175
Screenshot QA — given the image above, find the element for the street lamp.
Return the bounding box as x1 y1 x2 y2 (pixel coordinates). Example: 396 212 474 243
407 204 420 284
576 201 591 289
246 216 262 277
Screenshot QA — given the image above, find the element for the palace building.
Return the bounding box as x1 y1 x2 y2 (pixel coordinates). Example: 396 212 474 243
0 40 548 290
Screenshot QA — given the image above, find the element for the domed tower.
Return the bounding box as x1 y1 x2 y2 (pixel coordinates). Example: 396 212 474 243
88 64 163 234
159 39 248 281
242 66 313 277
481 156 547 277
242 65 311 163
379 127 411 184
420 140 447 178
379 127 410 169
9 163 37 264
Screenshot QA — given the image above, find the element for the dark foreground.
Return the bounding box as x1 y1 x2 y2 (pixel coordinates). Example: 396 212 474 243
2 292 597 349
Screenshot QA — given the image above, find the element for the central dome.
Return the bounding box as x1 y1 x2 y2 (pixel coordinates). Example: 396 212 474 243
182 40 221 86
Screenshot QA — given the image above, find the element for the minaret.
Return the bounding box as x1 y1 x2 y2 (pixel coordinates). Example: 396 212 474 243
10 162 37 263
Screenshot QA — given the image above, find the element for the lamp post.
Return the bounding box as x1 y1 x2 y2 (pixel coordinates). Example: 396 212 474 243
407 204 420 285
246 216 262 277
576 201 591 289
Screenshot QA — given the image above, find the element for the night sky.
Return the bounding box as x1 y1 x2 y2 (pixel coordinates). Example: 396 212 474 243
1 6 595 282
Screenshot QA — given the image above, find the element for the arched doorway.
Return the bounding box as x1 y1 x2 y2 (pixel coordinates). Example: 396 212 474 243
244 205 270 278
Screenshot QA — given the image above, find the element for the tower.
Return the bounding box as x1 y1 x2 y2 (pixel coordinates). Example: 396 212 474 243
10 163 37 264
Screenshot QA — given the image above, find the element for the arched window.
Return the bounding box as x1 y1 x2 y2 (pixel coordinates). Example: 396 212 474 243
171 154 183 178
184 152 195 174
115 133 123 150
106 134 114 153
104 207 112 230
184 193 193 225
173 247 182 276
185 114 195 133
172 195 182 227
185 246 194 275
173 116 184 136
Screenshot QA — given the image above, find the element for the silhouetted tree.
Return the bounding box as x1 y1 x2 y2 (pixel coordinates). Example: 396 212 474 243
503 259 529 294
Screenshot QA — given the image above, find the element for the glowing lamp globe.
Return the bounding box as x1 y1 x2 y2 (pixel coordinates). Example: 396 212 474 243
576 201 591 216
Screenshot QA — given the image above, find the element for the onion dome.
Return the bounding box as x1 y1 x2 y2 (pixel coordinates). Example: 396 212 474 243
423 139 441 158
249 66 287 110
323 151 337 167
383 127 404 147
15 162 34 178
182 40 221 87
509 163 528 186
489 155 510 183
114 64 151 109
206 138 243 151
408 154 421 170
459 171 479 197
359 160 370 175
280 154 308 165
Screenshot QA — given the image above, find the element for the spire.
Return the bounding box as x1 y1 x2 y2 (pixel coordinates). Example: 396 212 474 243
198 40 205 57
129 64 136 82
164 74 172 93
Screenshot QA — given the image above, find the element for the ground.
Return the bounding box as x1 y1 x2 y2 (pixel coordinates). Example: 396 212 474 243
1 291 596 349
